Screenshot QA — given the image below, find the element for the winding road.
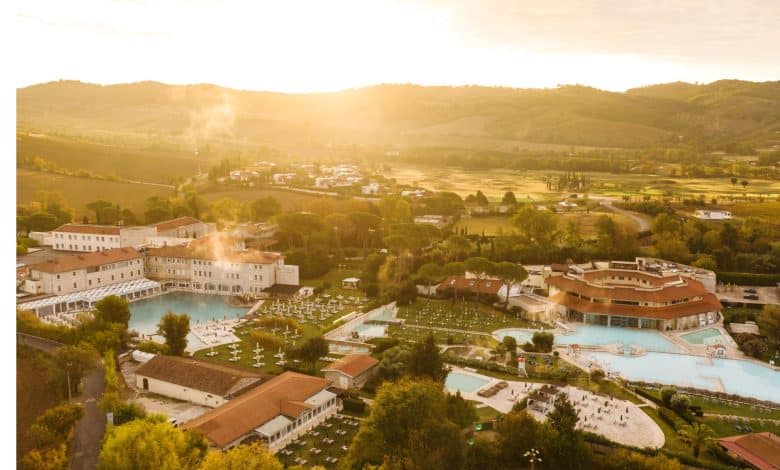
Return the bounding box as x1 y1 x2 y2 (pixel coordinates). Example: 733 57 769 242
596 198 652 232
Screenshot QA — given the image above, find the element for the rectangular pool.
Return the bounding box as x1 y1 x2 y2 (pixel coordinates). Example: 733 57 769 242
681 328 723 345
445 372 490 393
129 292 248 348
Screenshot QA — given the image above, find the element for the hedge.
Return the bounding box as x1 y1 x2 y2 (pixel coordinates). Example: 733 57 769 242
657 407 686 431
633 387 663 407
342 397 366 414
717 271 780 286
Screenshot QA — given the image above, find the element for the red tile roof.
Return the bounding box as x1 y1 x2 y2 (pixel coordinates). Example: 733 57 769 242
717 432 780 470
550 292 722 320
135 355 266 397
546 274 710 303
436 275 503 295
30 248 142 274
184 372 331 448
322 354 379 378
146 244 281 265
53 224 121 235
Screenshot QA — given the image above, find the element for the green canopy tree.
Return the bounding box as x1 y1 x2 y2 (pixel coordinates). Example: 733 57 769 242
289 336 329 370
408 333 446 381
677 422 715 458
198 442 282 470
417 263 442 302
493 261 528 309
94 295 131 326
464 257 495 312
757 304 780 348
345 379 467 469
86 200 114 225
348 212 383 250
250 196 281 221
443 234 473 262
98 417 208 470
157 312 190 356
53 342 100 395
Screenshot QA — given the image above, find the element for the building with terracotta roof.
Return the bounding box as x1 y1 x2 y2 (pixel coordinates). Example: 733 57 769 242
144 234 299 296
436 275 503 297
716 432 780 470
22 247 145 296
185 371 337 450
322 354 379 389
44 217 214 253
546 260 722 331
135 355 267 408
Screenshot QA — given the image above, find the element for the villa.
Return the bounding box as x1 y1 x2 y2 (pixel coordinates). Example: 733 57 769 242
546 260 722 330
185 371 338 451
322 354 379 389
134 355 267 408
144 233 300 295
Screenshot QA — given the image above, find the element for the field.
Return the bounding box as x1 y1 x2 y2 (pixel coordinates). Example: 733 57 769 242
455 210 639 237
17 133 204 184
17 345 63 456
386 163 780 201
17 169 174 219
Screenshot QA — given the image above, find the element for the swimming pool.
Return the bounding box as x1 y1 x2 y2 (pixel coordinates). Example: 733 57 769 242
495 325 683 353
586 351 780 403
445 372 490 393
129 292 248 348
681 328 724 345
354 323 387 338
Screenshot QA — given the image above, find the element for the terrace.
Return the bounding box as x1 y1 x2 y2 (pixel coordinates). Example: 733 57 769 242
275 414 361 468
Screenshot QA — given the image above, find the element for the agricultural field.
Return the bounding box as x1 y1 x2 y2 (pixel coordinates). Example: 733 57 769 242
455 210 639 237
17 169 174 219
387 163 780 201
17 132 203 184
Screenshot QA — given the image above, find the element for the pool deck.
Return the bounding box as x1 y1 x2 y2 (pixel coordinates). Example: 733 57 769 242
187 318 242 352
444 366 541 413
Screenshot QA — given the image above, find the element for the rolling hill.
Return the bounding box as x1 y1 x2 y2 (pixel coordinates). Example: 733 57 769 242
17 79 780 152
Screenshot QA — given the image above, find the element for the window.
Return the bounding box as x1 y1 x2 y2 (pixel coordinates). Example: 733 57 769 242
73 282 77 288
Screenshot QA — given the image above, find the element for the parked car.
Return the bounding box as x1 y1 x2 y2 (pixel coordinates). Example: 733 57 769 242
744 288 758 294
743 294 759 300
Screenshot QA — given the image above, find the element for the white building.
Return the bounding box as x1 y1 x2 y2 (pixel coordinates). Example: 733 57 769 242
401 189 426 199
361 182 380 195
322 354 378 389
135 355 265 408
152 216 216 239
413 215 449 228
229 170 260 181
272 173 297 185
185 372 338 451
22 247 145 296
694 210 732 220
145 233 299 295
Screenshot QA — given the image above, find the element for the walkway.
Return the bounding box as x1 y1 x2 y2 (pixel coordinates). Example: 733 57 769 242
70 365 106 470
402 323 491 337
598 199 652 232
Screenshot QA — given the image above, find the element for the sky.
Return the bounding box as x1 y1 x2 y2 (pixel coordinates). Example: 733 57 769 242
14 0 780 93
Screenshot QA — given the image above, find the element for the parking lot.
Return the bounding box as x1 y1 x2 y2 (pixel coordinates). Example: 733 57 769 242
717 285 779 306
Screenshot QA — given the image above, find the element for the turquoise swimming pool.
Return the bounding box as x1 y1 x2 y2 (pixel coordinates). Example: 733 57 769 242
495 325 683 353
586 351 780 403
445 372 490 393
681 328 724 345
129 292 247 348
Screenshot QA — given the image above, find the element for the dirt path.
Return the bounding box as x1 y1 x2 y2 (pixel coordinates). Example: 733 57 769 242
597 198 652 232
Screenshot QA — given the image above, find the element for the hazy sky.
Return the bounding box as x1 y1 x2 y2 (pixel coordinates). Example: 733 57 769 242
15 0 780 92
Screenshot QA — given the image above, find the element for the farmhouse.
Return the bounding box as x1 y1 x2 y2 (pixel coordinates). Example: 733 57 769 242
185 371 337 451
322 354 379 389
135 355 266 408
716 432 780 470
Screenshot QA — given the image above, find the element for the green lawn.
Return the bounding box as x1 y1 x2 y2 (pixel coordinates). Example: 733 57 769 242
699 416 780 437
275 414 361 469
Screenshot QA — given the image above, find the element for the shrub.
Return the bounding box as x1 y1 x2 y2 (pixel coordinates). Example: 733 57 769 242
590 369 606 383
661 386 677 407
531 331 554 353
343 397 366 414
670 394 690 416
521 342 535 352
658 407 683 430
716 272 780 286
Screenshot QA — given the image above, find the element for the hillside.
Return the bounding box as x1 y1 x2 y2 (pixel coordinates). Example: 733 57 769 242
17 80 780 151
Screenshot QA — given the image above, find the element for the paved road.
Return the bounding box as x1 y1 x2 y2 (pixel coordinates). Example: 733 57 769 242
70 364 106 470
598 199 652 232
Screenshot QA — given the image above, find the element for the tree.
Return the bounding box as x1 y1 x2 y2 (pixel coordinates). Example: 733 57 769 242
512 204 559 252
502 191 517 206
27 403 84 449
158 312 190 356
465 257 495 311
277 212 324 253
377 345 413 382
209 197 242 223
660 387 677 407
603 450 681 470
741 179 749 189
98 417 208 470
443 234 473 262
94 295 131 326
677 422 715 458
289 336 329 369
757 304 780 348
493 261 528 309
444 391 478 428
545 394 592 470
670 394 690 416
495 409 550 467
26 211 60 232
248 196 281 221
144 196 173 223
53 343 100 395
86 200 114 224
730 176 738 186
531 332 554 353
691 255 717 271
199 442 282 470
502 335 518 357
348 212 383 250
408 333 446 381
417 263 442 300
345 379 467 469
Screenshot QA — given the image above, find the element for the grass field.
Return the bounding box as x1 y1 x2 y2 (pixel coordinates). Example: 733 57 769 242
17 132 203 184
17 169 174 219
17 345 63 456
387 163 780 201
455 210 639 237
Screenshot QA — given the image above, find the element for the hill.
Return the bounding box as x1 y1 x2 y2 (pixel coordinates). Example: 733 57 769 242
17 79 780 151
